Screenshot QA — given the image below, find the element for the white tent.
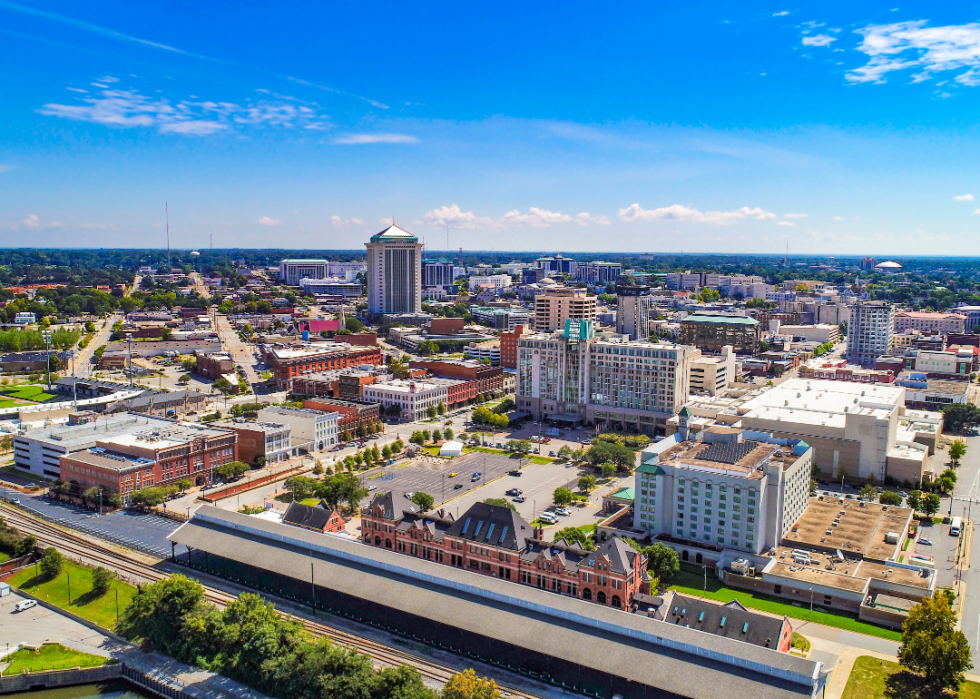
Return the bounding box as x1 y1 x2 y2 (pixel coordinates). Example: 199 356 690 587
439 440 464 457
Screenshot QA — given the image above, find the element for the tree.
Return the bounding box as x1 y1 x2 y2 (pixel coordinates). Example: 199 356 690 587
178 373 191 385
444 427 454 441
553 527 594 550
443 669 501 699
939 475 956 494
213 377 233 394
175 478 192 492
215 461 250 481
880 491 904 506
437 400 446 416
859 484 879 502
432 429 443 442
507 439 531 455
557 445 573 461
483 497 517 512
643 542 680 586
83 486 102 506
907 490 922 513
941 403 980 433
389 356 411 380
382 445 392 460
412 492 435 513
426 405 438 419
600 462 617 479
941 467 958 484
949 439 966 466
578 474 597 492
922 492 942 517
898 592 973 692
39 547 64 579
585 440 636 470
284 475 318 501
92 566 115 596
422 429 431 442
410 432 425 446
553 487 573 507
809 478 818 496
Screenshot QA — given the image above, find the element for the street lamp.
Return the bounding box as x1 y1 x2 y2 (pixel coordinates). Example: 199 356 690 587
42 330 52 390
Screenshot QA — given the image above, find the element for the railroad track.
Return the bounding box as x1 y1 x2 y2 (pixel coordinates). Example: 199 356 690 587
0 502 542 698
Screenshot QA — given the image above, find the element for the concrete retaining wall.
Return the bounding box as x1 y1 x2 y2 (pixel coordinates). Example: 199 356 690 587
0 663 121 693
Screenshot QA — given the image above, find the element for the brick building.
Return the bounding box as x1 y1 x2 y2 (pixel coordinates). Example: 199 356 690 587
361 496 647 611
195 351 234 379
408 358 504 397
428 317 466 334
428 378 478 407
499 324 527 369
301 397 381 434
282 501 346 534
267 343 383 390
58 422 239 497
216 419 292 465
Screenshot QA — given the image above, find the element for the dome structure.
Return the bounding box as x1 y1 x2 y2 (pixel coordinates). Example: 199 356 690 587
874 260 902 269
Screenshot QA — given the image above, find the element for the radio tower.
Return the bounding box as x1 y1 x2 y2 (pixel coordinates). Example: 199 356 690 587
166 203 172 272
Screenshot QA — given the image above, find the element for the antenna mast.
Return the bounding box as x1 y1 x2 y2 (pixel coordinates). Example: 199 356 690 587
166 202 171 272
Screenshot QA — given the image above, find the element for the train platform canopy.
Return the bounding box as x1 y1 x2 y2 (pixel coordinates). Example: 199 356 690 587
170 507 825 699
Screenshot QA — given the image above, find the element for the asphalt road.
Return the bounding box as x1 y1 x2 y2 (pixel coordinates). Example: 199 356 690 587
948 431 980 660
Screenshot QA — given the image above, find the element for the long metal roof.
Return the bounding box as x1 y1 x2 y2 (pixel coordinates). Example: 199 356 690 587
170 507 823 699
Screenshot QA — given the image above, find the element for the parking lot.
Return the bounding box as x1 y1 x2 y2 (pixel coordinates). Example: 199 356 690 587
912 519 960 587
361 451 522 511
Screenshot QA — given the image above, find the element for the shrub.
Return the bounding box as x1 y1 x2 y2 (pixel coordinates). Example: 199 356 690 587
39 547 64 579
92 566 115 596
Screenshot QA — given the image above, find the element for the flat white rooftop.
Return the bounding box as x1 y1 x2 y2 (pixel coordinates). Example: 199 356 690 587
737 378 904 418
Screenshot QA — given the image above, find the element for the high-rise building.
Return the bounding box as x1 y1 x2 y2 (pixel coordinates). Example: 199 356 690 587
534 254 576 275
576 261 622 285
847 301 894 367
616 285 652 340
533 288 597 332
633 421 812 556
517 320 694 435
365 225 424 315
279 259 329 285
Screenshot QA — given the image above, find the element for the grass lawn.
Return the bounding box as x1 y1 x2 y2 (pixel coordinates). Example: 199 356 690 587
0 385 58 402
0 552 10 563
579 524 596 533
0 396 22 409
527 456 555 465
842 655 980 699
298 498 320 506
669 564 901 641
4 643 108 674
8 560 137 630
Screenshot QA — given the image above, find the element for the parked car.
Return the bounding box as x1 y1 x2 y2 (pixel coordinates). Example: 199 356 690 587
513 495 526 503
538 512 559 525
555 507 571 516
505 488 523 496
13 600 36 613
548 451 556 457
919 538 933 546
405 491 415 500
367 485 377 492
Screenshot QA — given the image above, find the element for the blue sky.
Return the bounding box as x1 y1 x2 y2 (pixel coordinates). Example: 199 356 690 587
3 1 980 254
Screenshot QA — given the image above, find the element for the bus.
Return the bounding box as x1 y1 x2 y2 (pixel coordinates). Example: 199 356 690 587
950 517 962 537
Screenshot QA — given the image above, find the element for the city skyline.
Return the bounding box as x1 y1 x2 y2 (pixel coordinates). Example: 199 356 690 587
3 2 980 253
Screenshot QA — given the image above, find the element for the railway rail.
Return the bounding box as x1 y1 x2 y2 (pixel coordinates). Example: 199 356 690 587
0 502 543 699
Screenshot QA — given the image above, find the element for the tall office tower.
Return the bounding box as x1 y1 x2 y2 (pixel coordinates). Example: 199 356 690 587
616 285 652 340
847 301 894 367
365 224 424 315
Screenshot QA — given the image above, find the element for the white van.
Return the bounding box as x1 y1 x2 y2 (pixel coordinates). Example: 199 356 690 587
13 599 37 613
538 512 559 525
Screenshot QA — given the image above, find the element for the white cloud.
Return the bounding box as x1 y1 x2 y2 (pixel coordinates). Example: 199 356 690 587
972 209 980 215
777 221 796 226
847 21 980 85
954 193 975 201
329 216 364 228
66 87 88 94
333 133 418 145
38 86 330 136
96 76 119 83
22 214 39 228
257 217 281 226
423 204 608 229
617 203 778 225
783 212 808 219
833 215 845 220
773 10 790 17
0 165 14 173
803 34 836 47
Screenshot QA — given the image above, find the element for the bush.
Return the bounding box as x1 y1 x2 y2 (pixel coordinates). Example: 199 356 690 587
39 547 64 579
595 432 650 451
585 441 636 470
92 566 115 596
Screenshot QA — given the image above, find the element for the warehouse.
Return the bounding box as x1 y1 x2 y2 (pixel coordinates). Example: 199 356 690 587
169 507 826 699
